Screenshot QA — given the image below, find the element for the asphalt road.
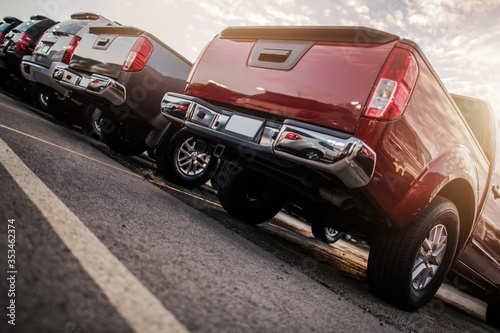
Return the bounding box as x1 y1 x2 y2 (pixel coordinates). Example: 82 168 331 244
0 91 498 333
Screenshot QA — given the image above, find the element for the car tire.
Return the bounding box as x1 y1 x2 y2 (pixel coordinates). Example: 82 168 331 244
79 104 104 141
156 127 217 188
217 161 284 224
30 88 50 112
367 196 459 311
486 303 500 329
49 98 78 125
100 115 147 156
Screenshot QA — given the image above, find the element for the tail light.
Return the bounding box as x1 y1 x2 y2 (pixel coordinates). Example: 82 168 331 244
364 49 419 120
122 37 153 72
15 33 32 55
61 36 81 64
0 32 5 45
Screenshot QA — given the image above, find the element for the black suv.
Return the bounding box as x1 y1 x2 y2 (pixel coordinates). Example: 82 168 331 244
0 15 56 95
21 13 117 114
0 16 22 47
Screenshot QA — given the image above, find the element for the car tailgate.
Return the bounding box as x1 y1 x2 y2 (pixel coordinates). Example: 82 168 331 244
186 26 399 134
68 26 142 79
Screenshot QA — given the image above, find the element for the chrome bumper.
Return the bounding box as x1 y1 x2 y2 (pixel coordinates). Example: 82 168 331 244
161 93 376 188
52 67 126 105
21 59 70 96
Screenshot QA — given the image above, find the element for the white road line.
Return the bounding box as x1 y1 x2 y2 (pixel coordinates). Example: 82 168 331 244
0 138 189 333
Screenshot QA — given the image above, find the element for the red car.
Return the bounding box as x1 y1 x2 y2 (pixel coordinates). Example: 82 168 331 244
160 26 499 328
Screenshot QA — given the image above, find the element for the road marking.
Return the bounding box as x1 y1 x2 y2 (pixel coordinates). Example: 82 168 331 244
0 138 190 333
0 122 221 207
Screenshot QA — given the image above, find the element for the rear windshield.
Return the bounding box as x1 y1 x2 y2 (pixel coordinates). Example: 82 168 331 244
12 21 33 33
0 22 18 33
49 20 89 35
453 97 484 144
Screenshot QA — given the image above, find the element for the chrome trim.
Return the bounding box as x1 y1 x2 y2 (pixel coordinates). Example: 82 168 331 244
86 74 126 106
273 124 376 188
159 93 376 188
53 67 126 105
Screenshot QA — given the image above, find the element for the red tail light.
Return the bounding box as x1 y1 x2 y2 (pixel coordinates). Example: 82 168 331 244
122 37 153 72
15 33 32 55
61 36 81 64
0 32 6 45
364 49 419 120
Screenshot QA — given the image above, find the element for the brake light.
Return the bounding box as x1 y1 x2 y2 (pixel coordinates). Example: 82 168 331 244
122 37 153 72
0 32 5 45
15 33 32 55
364 49 418 120
61 36 81 64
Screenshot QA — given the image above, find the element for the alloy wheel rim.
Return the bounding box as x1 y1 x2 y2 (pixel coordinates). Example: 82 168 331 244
176 137 210 177
325 228 340 238
412 224 448 290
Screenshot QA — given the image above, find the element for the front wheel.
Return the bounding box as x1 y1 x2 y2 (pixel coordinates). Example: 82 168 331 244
311 223 343 244
156 127 217 188
367 196 459 311
217 162 284 224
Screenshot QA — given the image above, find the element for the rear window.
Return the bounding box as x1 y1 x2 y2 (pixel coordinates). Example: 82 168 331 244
49 20 89 35
453 97 484 144
12 21 33 33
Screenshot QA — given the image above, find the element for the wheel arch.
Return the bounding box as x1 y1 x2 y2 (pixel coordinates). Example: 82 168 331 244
437 178 476 252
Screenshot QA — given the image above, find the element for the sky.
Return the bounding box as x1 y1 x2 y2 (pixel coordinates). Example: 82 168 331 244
2 0 500 113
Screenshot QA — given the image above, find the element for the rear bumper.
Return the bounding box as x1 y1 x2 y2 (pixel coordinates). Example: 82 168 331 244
161 92 376 188
52 66 126 106
21 58 70 96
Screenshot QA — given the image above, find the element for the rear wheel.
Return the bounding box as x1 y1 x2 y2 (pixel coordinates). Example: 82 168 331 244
486 303 500 329
311 222 343 244
100 115 147 156
79 105 103 141
30 88 50 112
217 162 284 224
49 98 79 125
367 196 459 311
156 127 217 188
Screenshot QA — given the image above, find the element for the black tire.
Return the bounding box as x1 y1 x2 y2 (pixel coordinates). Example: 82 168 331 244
312 223 343 244
367 196 459 311
49 98 79 125
30 88 50 112
100 115 147 156
217 162 285 224
156 127 217 188
79 105 103 141
486 303 500 329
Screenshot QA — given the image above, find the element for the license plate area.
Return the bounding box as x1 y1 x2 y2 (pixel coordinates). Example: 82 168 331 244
61 71 81 85
223 115 263 139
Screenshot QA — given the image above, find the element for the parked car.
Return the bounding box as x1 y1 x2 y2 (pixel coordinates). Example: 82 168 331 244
0 15 56 97
159 26 500 328
0 16 22 48
51 25 217 187
21 12 118 117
